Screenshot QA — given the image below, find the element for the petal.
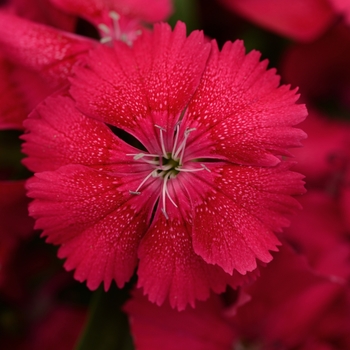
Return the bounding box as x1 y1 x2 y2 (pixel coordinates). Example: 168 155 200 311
10 0 77 32
124 289 236 350
70 22 210 150
219 0 334 42
0 12 95 84
281 23 350 108
184 40 307 166
137 178 257 310
190 162 305 274
234 243 345 348
290 110 350 187
0 56 28 130
26 164 159 289
51 0 172 24
22 94 147 173
330 0 350 24
112 0 173 22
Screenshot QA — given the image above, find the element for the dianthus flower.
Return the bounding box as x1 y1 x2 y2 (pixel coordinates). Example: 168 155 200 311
23 22 307 309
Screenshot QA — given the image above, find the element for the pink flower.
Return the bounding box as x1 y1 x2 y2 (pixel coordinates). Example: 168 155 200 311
23 22 307 309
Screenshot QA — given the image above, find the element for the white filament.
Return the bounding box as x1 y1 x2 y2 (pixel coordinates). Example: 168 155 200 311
127 124 209 219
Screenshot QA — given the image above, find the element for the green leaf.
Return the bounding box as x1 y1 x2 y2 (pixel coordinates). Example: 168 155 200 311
74 284 134 350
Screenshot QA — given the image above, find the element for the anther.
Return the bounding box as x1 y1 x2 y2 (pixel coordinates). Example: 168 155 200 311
126 153 159 160
155 125 166 132
98 24 110 34
201 164 211 172
175 163 211 173
98 11 121 45
129 190 141 195
109 11 120 21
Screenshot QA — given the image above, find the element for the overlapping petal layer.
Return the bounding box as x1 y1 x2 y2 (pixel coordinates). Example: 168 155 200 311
51 0 172 25
22 95 146 172
183 40 307 166
219 0 335 41
70 23 211 150
124 289 235 350
0 12 94 84
27 165 159 290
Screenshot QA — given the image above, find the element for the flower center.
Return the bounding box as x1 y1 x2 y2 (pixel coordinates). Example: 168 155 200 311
156 155 180 178
127 124 210 219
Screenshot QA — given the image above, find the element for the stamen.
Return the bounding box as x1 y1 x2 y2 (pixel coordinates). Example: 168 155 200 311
126 121 204 220
159 164 174 172
165 181 178 209
161 208 169 220
129 191 141 195
201 163 211 172
98 24 110 34
160 172 177 219
98 11 121 45
109 11 120 21
100 37 112 44
173 128 196 164
171 123 180 156
129 169 157 195
175 163 211 173
155 125 168 159
109 11 121 39
126 153 159 165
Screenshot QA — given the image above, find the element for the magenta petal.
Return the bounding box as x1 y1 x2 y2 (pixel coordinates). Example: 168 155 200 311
185 40 307 166
137 204 245 311
22 94 146 173
0 12 95 84
219 0 335 41
0 56 28 130
191 162 305 274
70 22 210 146
124 289 235 350
51 0 172 24
330 0 350 24
26 165 157 289
10 0 77 32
